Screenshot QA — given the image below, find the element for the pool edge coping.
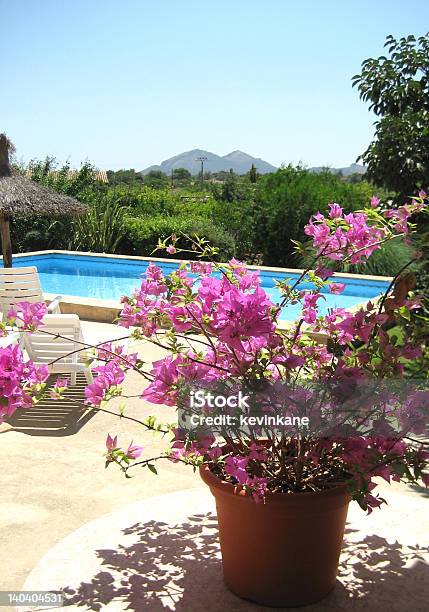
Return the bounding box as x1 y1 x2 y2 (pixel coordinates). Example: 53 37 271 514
9 249 389 327
12 249 394 283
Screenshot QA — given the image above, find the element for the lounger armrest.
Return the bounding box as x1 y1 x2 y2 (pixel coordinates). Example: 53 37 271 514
47 295 63 313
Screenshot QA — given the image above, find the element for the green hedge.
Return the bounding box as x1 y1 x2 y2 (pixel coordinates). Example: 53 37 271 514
123 214 236 260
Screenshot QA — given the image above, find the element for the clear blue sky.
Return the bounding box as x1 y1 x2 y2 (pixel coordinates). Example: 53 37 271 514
2 1 428 171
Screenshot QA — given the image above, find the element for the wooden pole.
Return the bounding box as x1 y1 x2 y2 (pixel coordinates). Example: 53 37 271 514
0 135 13 267
0 215 12 267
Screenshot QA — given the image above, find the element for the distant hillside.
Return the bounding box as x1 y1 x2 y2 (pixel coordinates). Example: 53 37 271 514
141 149 277 176
221 150 278 175
309 163 366 176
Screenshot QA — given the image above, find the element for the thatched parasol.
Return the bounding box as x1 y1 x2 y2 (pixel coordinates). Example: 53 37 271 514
0 133 88 267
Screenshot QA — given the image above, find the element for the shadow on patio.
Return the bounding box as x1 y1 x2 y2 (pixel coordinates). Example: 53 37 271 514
61 514 429 611
6 373 96 436
410 483 429 498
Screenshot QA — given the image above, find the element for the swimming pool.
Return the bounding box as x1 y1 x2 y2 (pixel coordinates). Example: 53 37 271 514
10 252 391 322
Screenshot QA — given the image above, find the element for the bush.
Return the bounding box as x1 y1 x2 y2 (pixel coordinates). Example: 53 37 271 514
70 193 129 253
340 239 414 277
123 215 236 260
10 217 69 252
208 196 259 262
105 185 178 215
252 166 380 267
299 237 414 277
142 170 169 189
25 157 104 197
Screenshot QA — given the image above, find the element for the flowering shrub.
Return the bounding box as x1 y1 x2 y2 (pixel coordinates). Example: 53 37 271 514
1 195 428 513
0 344 48 419
0 303 49 420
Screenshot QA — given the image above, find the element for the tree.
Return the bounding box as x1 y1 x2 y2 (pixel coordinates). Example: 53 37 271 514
106 169 144 186
353 33 429 197
348 173 364 184
172 167 191 181
248 163 258 183
143 170 169 189
221 170 239 202
26 157 100 196
252 166 375 267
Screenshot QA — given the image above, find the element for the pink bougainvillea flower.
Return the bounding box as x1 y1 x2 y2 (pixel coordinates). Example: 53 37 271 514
370 196 380 208
207 445 223 460
85 380 107 406
189 261 213 275
145 262 165 281
125 441 143 460
169 432 216 462
248 476 269 502
85 358 127 407
211 285 275 350
7 301 48 330
49 377 69 400
328 282 346 295
314 265 334 280
224 455 250 485
248 442 267 461
304 209 387 264
166 245 177 254
0 344 49 422
106 433 118 452
228 257 248 276
302 292 323 324
328 202 343 219
142 355 183 405
55 378 69 388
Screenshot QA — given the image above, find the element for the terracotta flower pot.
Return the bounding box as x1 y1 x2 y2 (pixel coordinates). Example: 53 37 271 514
200 464 351 608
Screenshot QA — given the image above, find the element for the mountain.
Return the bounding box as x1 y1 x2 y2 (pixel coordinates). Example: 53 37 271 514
141 150 366 178
309 163 366 176
221 150 278 175
141 149 277 176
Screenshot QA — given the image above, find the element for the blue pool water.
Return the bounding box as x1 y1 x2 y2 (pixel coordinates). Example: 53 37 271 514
11 253 390 322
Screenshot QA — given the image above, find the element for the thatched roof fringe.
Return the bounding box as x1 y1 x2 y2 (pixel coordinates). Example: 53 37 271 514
0 175 88 217
0 133 88 218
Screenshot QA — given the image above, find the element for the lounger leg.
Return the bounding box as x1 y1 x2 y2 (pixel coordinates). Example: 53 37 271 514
71 372 77 386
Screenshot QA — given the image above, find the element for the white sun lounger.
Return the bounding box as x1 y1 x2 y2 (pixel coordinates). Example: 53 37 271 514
0 266 61 319
21 314 93 385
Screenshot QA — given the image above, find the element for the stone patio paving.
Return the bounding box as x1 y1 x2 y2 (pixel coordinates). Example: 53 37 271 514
1 322 428 612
